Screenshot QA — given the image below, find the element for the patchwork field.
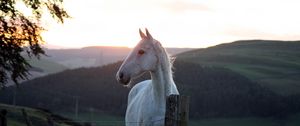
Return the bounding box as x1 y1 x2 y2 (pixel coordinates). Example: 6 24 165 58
177 40 300 95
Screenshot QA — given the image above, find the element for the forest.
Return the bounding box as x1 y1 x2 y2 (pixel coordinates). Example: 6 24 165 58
1 59 299 120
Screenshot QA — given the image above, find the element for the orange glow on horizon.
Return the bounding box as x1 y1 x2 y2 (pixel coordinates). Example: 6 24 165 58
40 0 300 49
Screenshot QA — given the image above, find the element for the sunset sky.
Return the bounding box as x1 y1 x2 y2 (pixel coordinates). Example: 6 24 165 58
39 0 300 48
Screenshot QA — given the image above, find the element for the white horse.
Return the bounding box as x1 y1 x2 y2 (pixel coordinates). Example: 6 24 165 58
116 28 179 126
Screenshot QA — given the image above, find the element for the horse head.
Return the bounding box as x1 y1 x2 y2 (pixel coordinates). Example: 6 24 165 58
116 28 159 85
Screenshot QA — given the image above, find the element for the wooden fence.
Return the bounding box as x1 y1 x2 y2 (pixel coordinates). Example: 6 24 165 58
1 95 189 126
0 109 7 126
165 94 190 126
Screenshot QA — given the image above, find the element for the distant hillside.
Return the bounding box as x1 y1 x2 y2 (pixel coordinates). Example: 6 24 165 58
177 40 300 95
1 60 300 121
5 46 190 86
27 56 68 74
44 46 192 69
5 56 69 86
2 40 300 125
44 46 130 68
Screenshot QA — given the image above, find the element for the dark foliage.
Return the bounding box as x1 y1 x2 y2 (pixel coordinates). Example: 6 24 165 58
0 60 299 119
0 0 70 87
174 60 300 118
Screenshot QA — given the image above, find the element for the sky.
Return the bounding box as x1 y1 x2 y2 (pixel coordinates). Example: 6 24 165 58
39 0 300 48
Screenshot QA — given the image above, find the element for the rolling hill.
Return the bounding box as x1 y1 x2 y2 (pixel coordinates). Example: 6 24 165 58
0 103 81 126
43 46 192 69
1 60 300 120
5 47 191 86
26 56 68 74
1 40 300 125
5 56 69 86
177 40 300 95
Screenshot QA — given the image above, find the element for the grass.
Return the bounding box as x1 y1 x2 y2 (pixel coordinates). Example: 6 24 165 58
177 40 300 95
260 77 300 95
2 103 300 126
7 119 26 126
189 117 276 126
67 113 300 126
286 113 300 126
189 114 300 126
59 111 300 126
60 112 125 126
0 103 78 126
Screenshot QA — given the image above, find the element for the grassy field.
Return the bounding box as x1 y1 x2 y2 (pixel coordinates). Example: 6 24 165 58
50 112 300 126
64 113 124 126
2 103 300 126
0 103 78 126
190 117 277 126
189 113 300 126
177 40 300 95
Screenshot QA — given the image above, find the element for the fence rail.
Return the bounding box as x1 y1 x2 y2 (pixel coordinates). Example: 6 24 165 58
1 94 189 126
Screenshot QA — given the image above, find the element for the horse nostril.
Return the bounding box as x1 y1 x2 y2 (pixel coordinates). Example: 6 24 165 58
119 72 124 79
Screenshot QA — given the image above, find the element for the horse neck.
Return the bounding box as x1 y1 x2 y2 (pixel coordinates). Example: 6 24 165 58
150 48 174 104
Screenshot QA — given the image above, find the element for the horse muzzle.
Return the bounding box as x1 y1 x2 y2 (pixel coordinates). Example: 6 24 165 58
116 72 131 85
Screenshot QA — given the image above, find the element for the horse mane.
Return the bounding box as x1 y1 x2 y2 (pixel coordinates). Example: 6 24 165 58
152 39 175 94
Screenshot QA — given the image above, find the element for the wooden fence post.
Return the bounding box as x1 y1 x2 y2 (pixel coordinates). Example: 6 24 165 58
47 116 54 126
165 95 189 126
21 109 33 126
0 109 7 126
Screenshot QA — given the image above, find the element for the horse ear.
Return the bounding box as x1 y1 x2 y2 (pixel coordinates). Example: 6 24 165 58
139 28 146 39
145 28 153 40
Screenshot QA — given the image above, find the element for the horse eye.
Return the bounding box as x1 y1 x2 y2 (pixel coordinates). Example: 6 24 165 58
138 49 145 55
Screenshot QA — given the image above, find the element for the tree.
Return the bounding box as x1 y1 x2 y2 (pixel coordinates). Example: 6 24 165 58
0 0 70 87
